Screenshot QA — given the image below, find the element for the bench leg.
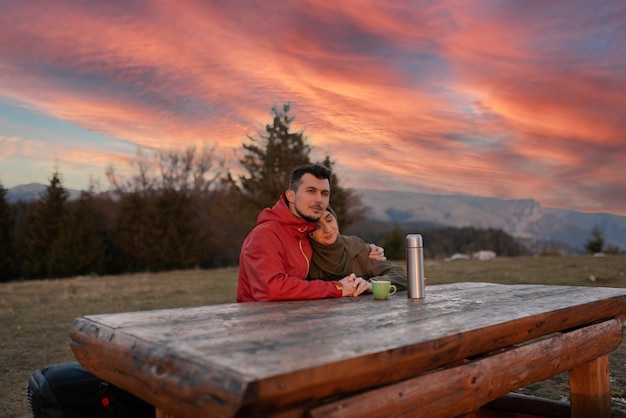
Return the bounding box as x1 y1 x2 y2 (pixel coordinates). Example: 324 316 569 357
569 354 612 418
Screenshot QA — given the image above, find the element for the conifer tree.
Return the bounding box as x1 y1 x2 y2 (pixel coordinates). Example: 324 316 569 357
0 184 15 281
48 190 106 277
144 188 197 270
238 103 312 212
21 171 69 278
584 226 605 254
112 192 151 271
381 224 406 260
234 104 366 229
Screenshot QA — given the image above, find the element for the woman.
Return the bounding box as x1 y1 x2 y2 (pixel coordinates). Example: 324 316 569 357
307 206 407 294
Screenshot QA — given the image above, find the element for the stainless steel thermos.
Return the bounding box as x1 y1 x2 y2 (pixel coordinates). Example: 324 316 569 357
406 234 425 298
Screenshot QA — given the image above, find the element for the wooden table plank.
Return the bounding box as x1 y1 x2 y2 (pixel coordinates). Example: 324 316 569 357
307 318 623 418
70 283 626 417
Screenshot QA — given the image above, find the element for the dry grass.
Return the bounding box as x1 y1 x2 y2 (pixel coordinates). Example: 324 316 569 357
1 255 625 417
0 268 238 418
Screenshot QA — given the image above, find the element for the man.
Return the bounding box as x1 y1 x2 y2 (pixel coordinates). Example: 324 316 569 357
237 164 374 302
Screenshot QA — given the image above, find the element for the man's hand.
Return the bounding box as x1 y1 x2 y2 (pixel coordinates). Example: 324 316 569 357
368 243 386 261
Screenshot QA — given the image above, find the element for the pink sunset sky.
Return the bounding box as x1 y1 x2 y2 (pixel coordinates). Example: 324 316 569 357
0 1 624 215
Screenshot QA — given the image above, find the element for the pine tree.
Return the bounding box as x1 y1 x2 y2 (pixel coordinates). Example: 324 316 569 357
584 226 605 254
238 103 312 212
382 224 406 260
0 183 16 281
112 192 152 271
21 171 69 278
48 190 106 277
234 103 366 228
145 188 197 270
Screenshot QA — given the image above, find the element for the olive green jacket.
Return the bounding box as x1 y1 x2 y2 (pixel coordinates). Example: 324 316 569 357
308 234 407 290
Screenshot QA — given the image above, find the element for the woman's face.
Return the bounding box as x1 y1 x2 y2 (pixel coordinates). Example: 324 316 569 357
310 210 340 245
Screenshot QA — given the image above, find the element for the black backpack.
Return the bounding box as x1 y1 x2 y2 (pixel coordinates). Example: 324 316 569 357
27 361 154 418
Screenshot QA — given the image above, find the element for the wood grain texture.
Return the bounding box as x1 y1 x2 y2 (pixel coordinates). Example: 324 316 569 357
69 283 626 417
570 355 612 418
307 318 622 418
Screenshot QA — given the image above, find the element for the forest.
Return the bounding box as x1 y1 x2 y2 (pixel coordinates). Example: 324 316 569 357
0 105 530 282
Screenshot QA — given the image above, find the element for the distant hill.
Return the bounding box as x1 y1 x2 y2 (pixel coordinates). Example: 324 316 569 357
5 183 82 202
356 188 626 253
6 184 625 253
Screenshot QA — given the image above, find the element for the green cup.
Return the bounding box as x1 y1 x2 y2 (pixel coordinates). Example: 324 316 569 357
372 280 397 300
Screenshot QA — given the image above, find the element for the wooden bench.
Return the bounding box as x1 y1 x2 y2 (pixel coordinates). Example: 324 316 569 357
70 282 626 417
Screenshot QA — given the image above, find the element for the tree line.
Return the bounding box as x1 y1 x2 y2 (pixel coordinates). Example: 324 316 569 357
0 105 369 282
374 224 532 260
0 104 535 283
346 219 532 260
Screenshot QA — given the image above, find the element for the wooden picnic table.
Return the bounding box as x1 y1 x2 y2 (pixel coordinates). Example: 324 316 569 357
70 282 626 418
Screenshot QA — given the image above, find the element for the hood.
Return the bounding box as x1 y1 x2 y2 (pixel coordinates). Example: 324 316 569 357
257 194 317 233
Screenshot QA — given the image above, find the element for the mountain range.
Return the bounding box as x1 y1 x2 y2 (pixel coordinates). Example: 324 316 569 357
5 183 625 253
355 188 626 253
5 183 82 202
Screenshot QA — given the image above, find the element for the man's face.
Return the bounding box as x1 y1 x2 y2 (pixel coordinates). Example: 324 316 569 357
286 173 330 223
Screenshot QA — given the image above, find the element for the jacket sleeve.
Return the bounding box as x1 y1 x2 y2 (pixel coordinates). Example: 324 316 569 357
366 259 408 291
239 229 342 301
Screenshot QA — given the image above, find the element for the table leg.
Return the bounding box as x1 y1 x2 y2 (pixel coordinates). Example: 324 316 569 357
569 354 612 418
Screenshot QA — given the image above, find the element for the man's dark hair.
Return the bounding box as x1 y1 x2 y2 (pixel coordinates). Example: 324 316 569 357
288 164 332 191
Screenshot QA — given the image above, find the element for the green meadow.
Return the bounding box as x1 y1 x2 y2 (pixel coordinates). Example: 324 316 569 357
2 255 626 417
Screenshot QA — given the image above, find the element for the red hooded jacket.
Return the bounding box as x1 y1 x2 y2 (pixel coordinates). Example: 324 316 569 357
237 194 342 302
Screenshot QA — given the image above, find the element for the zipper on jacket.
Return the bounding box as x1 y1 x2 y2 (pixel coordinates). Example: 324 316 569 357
298 225 310 272
299 235 310 272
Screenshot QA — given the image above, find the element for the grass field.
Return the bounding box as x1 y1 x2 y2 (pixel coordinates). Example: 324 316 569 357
1 255 625 417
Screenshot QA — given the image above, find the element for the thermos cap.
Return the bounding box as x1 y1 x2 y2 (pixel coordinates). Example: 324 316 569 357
406 234 423 248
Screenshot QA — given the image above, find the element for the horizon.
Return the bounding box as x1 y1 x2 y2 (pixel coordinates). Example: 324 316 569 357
1 1 625 216
6 181 626 219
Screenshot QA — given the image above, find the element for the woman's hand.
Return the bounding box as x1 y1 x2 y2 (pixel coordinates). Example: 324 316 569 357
353 277 372 296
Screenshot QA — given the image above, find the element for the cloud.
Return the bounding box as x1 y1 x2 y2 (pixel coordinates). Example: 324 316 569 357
0 0 625 214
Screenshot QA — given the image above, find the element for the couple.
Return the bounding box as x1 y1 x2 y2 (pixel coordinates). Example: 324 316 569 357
25 163 405 418
237 164 407 302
